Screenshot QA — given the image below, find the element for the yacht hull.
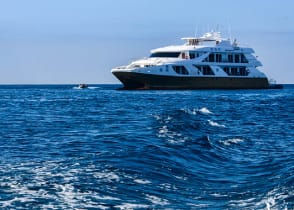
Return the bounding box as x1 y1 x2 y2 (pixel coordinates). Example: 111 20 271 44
113 71 270 90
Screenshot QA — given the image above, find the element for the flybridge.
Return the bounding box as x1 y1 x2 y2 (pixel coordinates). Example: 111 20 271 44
182 31 224 46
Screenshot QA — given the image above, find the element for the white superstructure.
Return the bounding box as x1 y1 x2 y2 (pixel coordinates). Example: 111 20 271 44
112 32 270 89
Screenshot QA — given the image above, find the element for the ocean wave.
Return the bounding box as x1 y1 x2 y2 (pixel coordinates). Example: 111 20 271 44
208 120 226 128
93 171 120 182
134 179 152 184
220 138 244 146
180 107 213 115
114 203 150 209
180 108 198 115
72 86 100 90
157 125 187 144
145 194 170 205
228 187 292 209
0 162 123 209
199 107 213 115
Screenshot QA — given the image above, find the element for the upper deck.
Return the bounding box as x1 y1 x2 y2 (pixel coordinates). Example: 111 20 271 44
151 32 254 54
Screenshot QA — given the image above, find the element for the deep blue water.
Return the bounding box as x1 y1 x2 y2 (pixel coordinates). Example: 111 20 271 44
0 84 293 209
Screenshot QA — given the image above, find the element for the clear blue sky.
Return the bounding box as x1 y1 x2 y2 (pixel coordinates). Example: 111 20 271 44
0 0 293 84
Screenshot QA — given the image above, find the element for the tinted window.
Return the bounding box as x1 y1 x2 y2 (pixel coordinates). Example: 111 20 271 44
189 52 195 59
235 54 240 63
193 65 214 75
241 54 248 63
150 52 181 58
209 53 215 62
222 66 249 76
172 66 189 75
228 54 233 62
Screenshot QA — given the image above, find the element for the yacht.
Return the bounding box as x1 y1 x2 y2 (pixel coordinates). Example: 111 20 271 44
112 32 274 89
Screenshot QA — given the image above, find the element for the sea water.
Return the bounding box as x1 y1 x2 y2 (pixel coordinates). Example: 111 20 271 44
0 85 293 209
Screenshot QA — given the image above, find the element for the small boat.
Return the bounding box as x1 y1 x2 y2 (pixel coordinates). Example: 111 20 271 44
78 84 88 89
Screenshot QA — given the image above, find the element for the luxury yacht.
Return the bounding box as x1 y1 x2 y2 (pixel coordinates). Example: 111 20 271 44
112 32 274 89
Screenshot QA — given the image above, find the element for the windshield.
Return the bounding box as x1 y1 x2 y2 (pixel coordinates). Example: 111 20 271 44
150 52 181 58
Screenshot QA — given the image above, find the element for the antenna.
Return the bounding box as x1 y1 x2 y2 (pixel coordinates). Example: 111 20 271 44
226 17 232 42
194 27 198 37
229 25 232 42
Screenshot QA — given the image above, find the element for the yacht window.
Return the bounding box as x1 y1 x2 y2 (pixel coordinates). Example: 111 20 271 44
209 53 215 62
150 52 181 58
222 66 249 76
223 67 230 75
231 67 237 75
235 54 240 63
228 54 233 62
193 65 214 75
189 52 195 59
241 54 248 63
239 67 248 76
203 66 214 75
172 66 189 75
215 54 222 62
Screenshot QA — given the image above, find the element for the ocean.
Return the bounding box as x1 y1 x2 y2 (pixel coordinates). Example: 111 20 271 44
0 84 293 209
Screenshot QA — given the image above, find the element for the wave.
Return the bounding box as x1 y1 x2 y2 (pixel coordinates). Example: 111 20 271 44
220 138 244 146
133 179 151 184
88 87 100 89
157 125 187 145
198 107 213 115
114 203 150 209
145 194 170 205
72 86 100 90
180 107 213 115
208 120 226 128
228 186 293 209
93 171 120 182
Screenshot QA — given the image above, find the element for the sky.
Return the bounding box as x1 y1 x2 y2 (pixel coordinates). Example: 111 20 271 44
0 0 293 84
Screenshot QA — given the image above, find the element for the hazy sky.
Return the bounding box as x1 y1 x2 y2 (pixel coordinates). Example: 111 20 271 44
0 0 293 84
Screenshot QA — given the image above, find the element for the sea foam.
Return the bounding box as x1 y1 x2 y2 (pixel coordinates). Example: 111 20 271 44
198 107 213 115
208 120 226 128
221 138 244 146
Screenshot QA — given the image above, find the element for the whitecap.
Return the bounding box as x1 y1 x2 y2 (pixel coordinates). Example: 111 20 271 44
134 179 151 184
72 87 82 90
198 107 213 115
115 203 150 210
153 114 161 120
88 86 100 89
158 125 168 134
153 114 172 123
208 120 226 128
210 193 227 198
221 138 244 146
229 187 291 209
159 183 178 191
174 175 187 180
1 197 36 208
157 125 186 144
256 187 290 210
94 171 120 182
96 195 121 201
145 194 170 205
181 108 198 115
167 138 186 145
73 86 98 90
